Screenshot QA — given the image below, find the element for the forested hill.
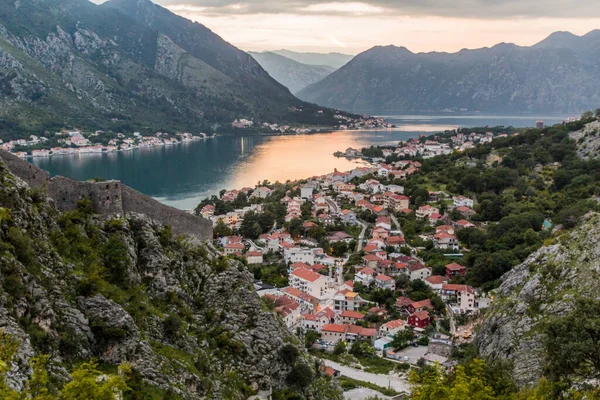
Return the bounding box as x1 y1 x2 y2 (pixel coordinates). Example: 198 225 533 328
298 30 600 114
0 0 345 139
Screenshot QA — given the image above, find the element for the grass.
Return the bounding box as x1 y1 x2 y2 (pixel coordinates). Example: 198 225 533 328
338 376 400 396
311 349 406 374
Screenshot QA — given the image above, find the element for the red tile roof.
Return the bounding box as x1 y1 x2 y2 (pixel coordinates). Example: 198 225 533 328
425 275 447 285
291 268 323 283
410 299 433 310
382 319 406 330
340 310 365 320
446 263 466 271
322 324 347 333
411 311 430 321
375 274 393 282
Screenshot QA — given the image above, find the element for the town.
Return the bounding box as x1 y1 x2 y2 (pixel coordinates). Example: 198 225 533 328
193 127 518 393
3 130 214 158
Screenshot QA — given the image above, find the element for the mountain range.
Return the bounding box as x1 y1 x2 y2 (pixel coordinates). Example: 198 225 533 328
270 50 353 69
297 30 600 114
248 51 336 94
0 0 344 138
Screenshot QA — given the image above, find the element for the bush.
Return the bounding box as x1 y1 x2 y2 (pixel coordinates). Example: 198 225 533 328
163 315 181 339
280 344 300 365
286 363 314 388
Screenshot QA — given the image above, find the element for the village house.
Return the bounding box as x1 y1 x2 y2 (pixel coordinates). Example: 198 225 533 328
251 186 272 199
445 263 467 279
301 307 336 332
378 319 406 338
408 311 431 329
395 296 413 311
454 219 476 229
326 231 353 243
340 209 358 225
224 242 245 255
375 216 392 231
266 295 301 329
284 247 316 265
289 268 331 299
374 274 395 290
408 263 432 281
416 205 440 219
346 325 377 344
331 290 367 312
321 324 347 344
362 255 380 270
245 251 263 265
407 299 434 314
424 275 448 290
339 310 366 324
200 204 215 217
453 195 474 208
455 206 476 218
282 287 319 311
355 267 376 285
433 232 460 251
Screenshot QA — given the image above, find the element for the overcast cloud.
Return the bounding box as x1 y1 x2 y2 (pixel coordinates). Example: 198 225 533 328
160 0 600 18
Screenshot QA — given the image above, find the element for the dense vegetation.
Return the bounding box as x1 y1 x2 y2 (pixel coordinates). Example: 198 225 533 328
396 114 600 289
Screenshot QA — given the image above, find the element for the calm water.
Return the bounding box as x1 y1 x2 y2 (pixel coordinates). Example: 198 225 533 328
32 114 569 210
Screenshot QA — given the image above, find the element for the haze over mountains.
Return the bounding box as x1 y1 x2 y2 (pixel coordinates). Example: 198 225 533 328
0 0 344 137
298 30 600 114
248 51 336 94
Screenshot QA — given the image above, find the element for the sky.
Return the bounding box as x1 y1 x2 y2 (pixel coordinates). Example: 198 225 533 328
102 0 600 54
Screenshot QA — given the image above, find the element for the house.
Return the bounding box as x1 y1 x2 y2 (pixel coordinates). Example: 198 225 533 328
267 295 301 328
416 205 440 219
372 227 389 241
407 299 433 314
433 232 460 251
326 231 353 243
445 263 467 279
246 251 263 265
408 263 432 281
289 268 331 298
408 311 430 328
375 216 392 231
300 185 315 199
321 324 347 344
362 255 380 270
385 236 405 249
374 274 395 290
219 235 243 247
455 219 475 229
224 242 245 255
378 319 406 338
395 296 413 311
331 290 367 312
317 213 335 225
301 307 336 332
284 247 315 265
340 209 358 225
200 204 215 217
455 206 476 218
424 275 447 290
282 287 319 311
346 325 377 344
436 225 455 235
453 196 474 208
252 186 272 199
339 310 365 324
355 267 376 285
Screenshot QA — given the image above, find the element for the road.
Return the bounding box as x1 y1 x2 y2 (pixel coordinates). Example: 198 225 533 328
389 213 404 236
325 196 340 215
322 359 410 393
357 221 367 252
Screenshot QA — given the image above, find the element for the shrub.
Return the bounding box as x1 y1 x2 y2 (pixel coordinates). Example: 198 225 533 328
163 315 181 339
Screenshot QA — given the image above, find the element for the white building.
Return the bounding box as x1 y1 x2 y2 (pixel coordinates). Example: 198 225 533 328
453 195 474 208
289 268 331 299
408 264 432 281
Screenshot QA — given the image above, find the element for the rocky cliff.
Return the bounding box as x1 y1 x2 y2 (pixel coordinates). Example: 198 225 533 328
0 158 337 398
478 212 600 387
297 30 600 114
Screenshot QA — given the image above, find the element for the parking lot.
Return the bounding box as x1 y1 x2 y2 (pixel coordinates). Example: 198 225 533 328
389 345 428 365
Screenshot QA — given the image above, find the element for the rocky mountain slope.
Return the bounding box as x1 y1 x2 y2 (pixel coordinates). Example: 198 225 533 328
0 0 342 139
249 51 335 94
478 212 600 387
298 30 600 114
271 50 353 70
0 158 338 399
570 119 600 160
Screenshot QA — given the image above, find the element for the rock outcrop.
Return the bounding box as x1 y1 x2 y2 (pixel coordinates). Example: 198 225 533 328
0 158 332 398
478 212 600 387
570 120 600 160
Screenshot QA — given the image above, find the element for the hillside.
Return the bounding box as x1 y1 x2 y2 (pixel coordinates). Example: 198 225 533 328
0 0 343 140
249 51 335 94
0 156 339 398
271 50 353 69
297 30 600 114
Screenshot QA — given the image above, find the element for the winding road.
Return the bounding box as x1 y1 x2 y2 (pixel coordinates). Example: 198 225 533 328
322 359 410 393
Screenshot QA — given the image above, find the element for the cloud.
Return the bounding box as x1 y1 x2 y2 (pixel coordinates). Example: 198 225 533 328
159 0 600 19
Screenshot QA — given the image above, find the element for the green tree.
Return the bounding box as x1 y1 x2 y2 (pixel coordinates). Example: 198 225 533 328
213 219 231 238
390 328 414 351
333 341 346 355
60 360 131 400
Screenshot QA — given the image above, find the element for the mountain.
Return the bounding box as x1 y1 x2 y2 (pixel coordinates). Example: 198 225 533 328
479 211 600 388
297 31 600 114
0 152 340 398
248 51 335 94
271 49 353 69
0 0 343 139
